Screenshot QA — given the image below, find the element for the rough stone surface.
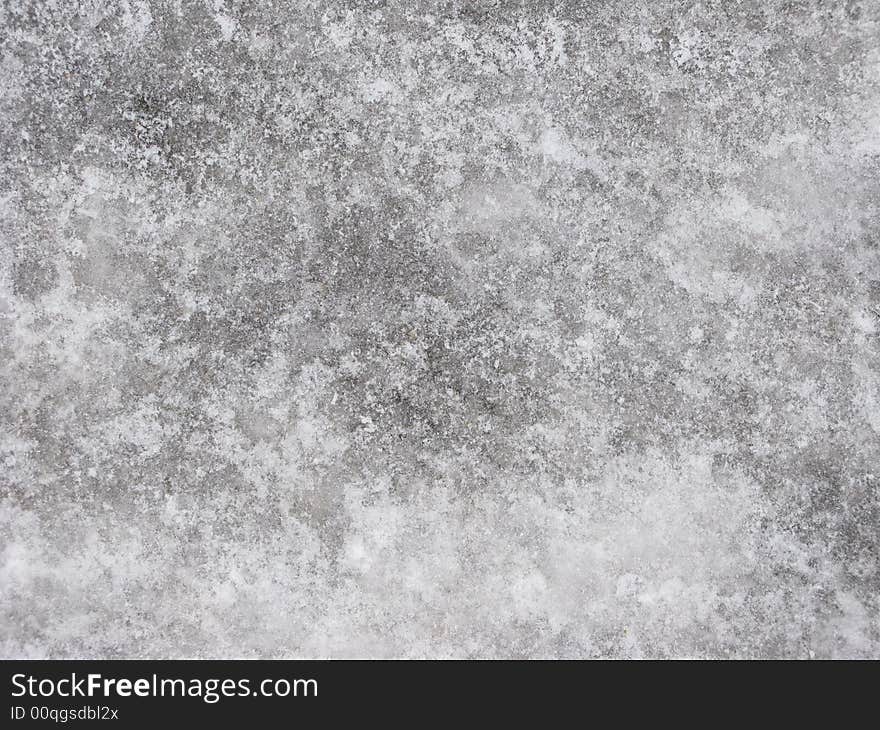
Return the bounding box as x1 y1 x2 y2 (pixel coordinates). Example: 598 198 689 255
1 1 879 658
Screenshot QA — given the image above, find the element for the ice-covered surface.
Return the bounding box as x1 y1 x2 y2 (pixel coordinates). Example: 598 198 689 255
1 1 879 658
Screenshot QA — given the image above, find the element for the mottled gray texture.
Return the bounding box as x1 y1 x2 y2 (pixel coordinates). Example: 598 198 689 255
1 0 879 658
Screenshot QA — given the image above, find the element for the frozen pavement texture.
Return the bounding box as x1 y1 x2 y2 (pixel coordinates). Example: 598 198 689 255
1 1 879 658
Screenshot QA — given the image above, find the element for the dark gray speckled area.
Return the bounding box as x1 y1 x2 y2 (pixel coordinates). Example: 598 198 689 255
1 1 879 658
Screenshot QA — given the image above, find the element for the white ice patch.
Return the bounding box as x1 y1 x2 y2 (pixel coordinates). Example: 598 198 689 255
362 77 400 103
121 0 153 41
210 1 236 41
215 13 236 41
539 127 588 170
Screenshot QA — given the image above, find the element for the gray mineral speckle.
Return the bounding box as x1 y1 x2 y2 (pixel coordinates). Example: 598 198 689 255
1 0 879 658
